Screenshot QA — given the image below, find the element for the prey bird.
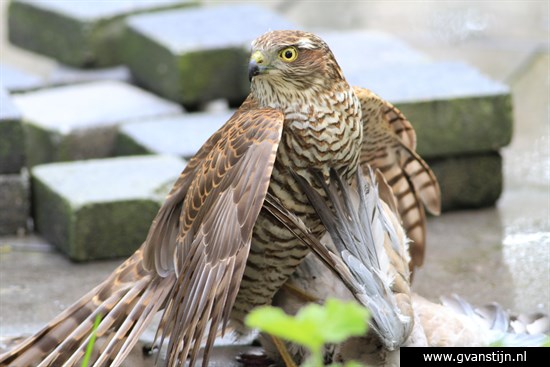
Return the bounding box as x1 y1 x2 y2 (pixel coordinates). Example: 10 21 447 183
0 30 439 367
264 167 548 366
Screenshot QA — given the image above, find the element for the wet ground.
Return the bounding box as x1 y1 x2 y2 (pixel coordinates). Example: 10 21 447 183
1 1 549 365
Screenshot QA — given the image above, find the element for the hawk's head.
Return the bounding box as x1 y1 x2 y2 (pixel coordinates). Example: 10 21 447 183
248 30 346 99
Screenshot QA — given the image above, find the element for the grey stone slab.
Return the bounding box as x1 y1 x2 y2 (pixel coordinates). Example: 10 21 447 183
122 5 294 106
116 111 233 159
0 172 30 235
351 61 510 105
13 80 182 166
352 62 512 158
1 62 132 92
0 88 25 173
427 152 503 212
397 89 513 158
8 0 197 67
47 64 133 87
31 155 185 261
0 63 44 92
322 31 431 72
0 88 21 121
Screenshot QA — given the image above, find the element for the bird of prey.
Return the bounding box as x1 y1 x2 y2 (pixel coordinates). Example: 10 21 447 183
0 30 439 367
265 168 547 366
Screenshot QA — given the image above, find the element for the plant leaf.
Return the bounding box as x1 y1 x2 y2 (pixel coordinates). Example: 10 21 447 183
246 306 323 349
315 299 370 344
245 298 370 351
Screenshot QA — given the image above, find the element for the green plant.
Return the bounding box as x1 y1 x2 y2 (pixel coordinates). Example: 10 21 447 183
246 298 370 367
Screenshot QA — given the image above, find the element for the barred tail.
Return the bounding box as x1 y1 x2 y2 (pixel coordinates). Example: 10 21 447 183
0 249 173 367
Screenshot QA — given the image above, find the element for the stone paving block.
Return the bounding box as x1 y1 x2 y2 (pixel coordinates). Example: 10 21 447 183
427 152 503 212
0 88 25 173
48 64 133 87
115 111 233 159
0 63 45 92
31 155 185 261
322 31 431 72
1 62 133 92
8 0 196 67
13 80 182 166
323 31 512 158
0 172 30 235
122 5 293 106
396 88 512 158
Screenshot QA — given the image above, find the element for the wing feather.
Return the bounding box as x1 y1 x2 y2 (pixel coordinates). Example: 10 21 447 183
354 87 441 269
142 106 284 367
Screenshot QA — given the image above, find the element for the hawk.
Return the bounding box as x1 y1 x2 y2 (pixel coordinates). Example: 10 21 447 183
0 30 439 367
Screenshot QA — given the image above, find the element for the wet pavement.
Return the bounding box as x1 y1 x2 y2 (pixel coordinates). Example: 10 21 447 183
1 1 549 365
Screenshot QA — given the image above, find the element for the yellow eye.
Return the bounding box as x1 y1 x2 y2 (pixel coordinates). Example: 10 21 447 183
279 47 298 62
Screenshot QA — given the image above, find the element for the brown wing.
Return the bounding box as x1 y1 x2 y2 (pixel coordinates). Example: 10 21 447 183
142 101 284 367
354 87 441 270
142 96 259 276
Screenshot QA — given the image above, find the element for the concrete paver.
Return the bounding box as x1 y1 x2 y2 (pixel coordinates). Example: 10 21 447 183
7 0 196 67
0 172 29 236
13 80 182 166
122 5 293 106
115 111 233 159
0 88 24 173
31 155 185 261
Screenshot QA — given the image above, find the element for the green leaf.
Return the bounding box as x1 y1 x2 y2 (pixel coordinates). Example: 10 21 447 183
328 361 365 367
316 299 369 344
344 361 365 367
245 298 369 351
246 305 324 349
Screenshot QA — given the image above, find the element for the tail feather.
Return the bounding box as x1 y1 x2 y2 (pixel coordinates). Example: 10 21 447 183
0 249 173 367
355 86 441 270
0 285 101 367
102 276 172 367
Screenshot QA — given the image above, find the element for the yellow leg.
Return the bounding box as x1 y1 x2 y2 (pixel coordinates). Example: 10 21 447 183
270 334 298 367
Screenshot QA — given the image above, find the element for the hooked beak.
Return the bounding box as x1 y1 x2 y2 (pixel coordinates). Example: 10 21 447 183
248 51 267 82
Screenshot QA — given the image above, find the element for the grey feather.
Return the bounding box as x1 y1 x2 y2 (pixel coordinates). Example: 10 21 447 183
293 167 412 350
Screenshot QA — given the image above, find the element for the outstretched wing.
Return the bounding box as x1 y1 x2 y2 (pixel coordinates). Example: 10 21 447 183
354 87 440 269
142 100 284 367
264 167 414 350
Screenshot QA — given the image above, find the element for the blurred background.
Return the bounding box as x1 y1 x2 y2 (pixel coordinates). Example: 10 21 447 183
0 0 548 357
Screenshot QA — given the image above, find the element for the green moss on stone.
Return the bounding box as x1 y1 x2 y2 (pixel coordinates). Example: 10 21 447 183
178 48 250 106
0 173 30 235
9 1 94 66
427 152 503 211
32 172 165 261
397 94 513 158
32 173 73 253
24 122 60 167
113 131 153 157
120 23 181 100
30 155 184 261
0 119 25 173
71 200 159 261
8 0 196 67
